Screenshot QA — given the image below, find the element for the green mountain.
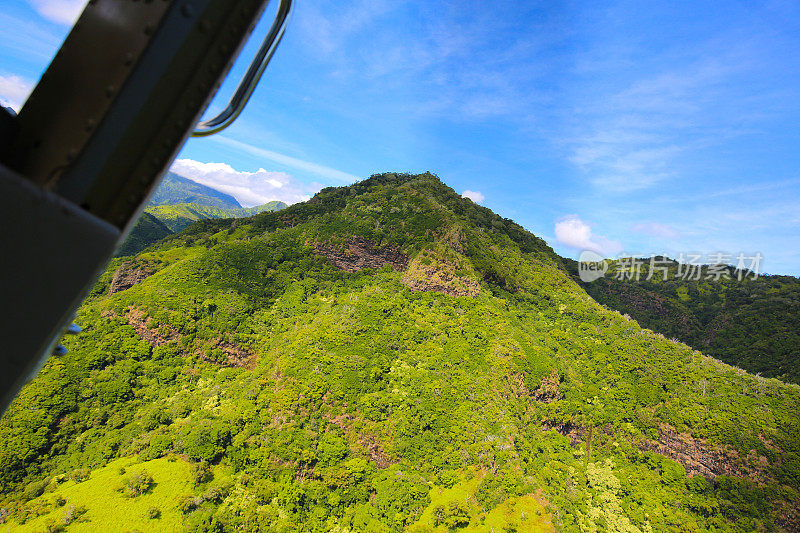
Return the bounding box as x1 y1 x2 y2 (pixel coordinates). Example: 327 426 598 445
114 213 173 258
1 173 799 532
565 258 800 385
148 172 242 209
116 202 288 257
146 201 289 233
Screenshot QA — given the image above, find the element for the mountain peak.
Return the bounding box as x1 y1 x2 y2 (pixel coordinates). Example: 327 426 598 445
4 172 800 532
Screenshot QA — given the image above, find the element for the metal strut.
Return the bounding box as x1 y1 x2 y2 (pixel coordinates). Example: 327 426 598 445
193 0 294 137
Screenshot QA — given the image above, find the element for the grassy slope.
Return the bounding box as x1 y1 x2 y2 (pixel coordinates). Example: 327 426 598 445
115 201 288 258
0 456 193 532
1 173 799 532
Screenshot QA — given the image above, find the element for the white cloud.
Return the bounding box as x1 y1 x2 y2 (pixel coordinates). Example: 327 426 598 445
554 214 623 256
214 137 359 184
170 159 319 207
28 0 86 25
632 222 680 239
461 190 485 203
0 74 33 111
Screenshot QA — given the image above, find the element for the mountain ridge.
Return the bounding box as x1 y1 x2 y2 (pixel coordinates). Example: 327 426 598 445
146 201 289 233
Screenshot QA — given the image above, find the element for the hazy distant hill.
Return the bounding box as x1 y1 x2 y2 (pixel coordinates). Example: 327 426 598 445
148 172 242 209
565 257 800 384
3 173 799 532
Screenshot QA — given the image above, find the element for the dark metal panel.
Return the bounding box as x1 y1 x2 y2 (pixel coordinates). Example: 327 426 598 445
60 0 269 228
6 0 172 187
5 0 271 229
0 164 119 414
0 0 288 413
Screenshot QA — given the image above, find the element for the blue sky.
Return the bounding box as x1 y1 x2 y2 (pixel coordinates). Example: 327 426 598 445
3 0 800 275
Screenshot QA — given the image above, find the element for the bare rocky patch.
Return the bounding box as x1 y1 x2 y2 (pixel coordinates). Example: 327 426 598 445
401 248 481 297
538 418 774 485
505 371 561 403
637 424 773 483
109 261 156 294
402 261 480 297
324 411 394 469
123 308 254 368
541 419 584 446
200 339 257 369
534 371 562 403
315 237 408 272
124 307 179 346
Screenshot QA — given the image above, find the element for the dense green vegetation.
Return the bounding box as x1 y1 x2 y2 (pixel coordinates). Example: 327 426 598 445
146 201 288 233
148 172 242 209
1 173 799 532
565 258 800 384
114 213 173 257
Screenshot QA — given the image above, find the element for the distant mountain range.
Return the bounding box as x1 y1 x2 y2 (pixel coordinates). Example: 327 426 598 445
115 173 287 256
148 172 242 209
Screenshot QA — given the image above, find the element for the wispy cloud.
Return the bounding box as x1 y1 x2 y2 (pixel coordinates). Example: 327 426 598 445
0 73 33 111
569 140 682 192
170 159 318 207
555 214 623 256
214 137 359 184
0 11 66 61
293 2 559 123
560 26 789 194
27 0 85 25
296 0 394 59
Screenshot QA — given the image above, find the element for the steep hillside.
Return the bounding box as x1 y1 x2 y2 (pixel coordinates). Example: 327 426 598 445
148 172 242 209
114 213 173 258
147 201 288 233
565 258 800 384
1 173 798 532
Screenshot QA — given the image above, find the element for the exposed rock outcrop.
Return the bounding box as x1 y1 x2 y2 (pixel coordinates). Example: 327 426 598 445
200 339 257 369
124 307 179 346
534 371 562 403
401 262 480 297
109 262 155 294
315 237 409 272
638 424 772 483
324 411 394 469
541 419 583 446
506 371 561 403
